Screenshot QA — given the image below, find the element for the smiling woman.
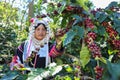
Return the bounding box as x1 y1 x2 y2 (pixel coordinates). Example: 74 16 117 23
10 18 64 71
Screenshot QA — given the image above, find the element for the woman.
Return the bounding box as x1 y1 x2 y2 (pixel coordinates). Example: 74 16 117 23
10 18 64 70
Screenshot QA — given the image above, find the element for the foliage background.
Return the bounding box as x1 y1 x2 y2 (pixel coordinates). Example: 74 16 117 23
0 0 120 80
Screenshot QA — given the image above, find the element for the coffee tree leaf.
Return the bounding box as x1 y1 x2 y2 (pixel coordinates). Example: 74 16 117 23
80 46 90 68
63 30 76 46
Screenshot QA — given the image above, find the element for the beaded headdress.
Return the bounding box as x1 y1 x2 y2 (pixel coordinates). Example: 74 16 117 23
28 17 51 49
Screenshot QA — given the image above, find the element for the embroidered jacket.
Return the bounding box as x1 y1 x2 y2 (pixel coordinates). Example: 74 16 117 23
10 40 64 70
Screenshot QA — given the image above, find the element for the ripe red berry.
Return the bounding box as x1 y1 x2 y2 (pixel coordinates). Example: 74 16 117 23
91 10 97 16
49 3 54 6
47 13 50 16
66 5 74 11
41 14 47 18
57 3 61 7
54 10 59 15
36 15 40 18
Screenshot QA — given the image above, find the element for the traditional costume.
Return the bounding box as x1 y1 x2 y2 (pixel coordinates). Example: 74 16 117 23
10 18 64 70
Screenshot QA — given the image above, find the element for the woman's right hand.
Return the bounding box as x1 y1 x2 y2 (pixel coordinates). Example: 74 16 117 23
13 63 24 70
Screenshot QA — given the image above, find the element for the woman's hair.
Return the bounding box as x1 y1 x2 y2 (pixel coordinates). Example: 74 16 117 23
35 23 47 30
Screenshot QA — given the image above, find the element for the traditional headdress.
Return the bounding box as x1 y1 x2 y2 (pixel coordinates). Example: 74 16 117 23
28 17 51 50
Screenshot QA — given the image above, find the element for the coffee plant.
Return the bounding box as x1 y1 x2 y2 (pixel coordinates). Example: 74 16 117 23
42 0 120 80
0 0 120 80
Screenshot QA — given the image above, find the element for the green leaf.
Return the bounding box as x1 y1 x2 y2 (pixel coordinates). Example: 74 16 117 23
95 12 101 19
27 64 63 80
113 13 120 20
61 15 67 28
108 50 119 55
113 19 120 29
71 15 83 25
106 60 120 80
27 68 46 80
55 58 63 65
99 57 107 64
116 28 120 34
64 75 72 80
76 0 89 11
98 13 107 23
72 26 84 38
58 1 66 13
112 63 120 79
64 65 73 73
0 71 19 80
97 26 106 36
106 60 116 79
105 1 118 9
74 77 80 80
80 46 90 68
63 30 76 46
49 22 59 31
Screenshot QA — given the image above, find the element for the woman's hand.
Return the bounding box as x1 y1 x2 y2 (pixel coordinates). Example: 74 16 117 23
13 63 24 70
55 29 65 50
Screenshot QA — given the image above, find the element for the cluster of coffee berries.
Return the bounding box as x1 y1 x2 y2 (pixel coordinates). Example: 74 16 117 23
90 8 103 16
47 2 62 16
102 21 119 53
62 5 83 15
26 52 37 62
112 40 120 49
94 66 104 80
53 10 59 15
67 6 83 14
85 37 93 44
36 14 47 18
84 18 94 29
106 26 118 38
102 22 109 27
117 51 120 57
53 3 83 16
102 21 118 39
71 65 81 77
66 5 74 11
90 10 97 16
87 32 97 40
85 32 96 44
110 6 120 12
55 28 69 37
85 32 102 58
88 42 102 58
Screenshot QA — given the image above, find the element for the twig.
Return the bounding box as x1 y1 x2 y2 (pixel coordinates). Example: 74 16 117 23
81 76 95 80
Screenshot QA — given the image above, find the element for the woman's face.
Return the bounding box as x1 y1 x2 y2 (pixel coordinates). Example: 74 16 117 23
34 24 47 40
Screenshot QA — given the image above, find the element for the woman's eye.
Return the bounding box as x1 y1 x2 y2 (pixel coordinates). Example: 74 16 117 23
42 29 46 31
36 28 46 32
37 29 40 31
